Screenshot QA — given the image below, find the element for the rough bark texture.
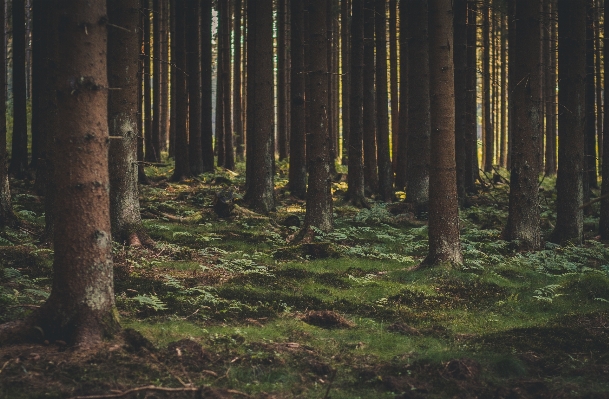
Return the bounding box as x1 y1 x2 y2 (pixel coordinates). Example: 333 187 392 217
244 0 275 213
406 0 430 208
9 0 28 177
454 0 467 203
168 0 176 158
544 0 557 176
600 0 609 239
159 0 169 152
233 0 244 162
584 0 597 195
108 0 147 246
341 0 351 165
215 1 225 168
346 0 368 207
552 0 586 244
303 0 333 232
201 0 214 172
483 1 493 172
277 0 289 161
465 0 478 192
500 14 508 168
363 0 378 194
289 0 307 199
143 2 155 162
375 0 393 202
151 0 162 162
395 0 408 190
424 0 463 266
171 0 191 181
222 0 234 170
389 0 398 172
595 0 602 166
32 0 120 345
504 0 542 250
187 0 204 175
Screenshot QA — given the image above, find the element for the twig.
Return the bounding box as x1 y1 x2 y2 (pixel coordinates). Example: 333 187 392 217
106 23 131 33
69 385 251 399
579 192 609 209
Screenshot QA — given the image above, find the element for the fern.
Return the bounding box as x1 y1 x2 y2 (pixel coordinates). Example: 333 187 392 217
533 284 563 303
133 295 168 311
3 268 22 279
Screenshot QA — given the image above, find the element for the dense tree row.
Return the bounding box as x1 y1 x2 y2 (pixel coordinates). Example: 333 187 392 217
0 0 608 345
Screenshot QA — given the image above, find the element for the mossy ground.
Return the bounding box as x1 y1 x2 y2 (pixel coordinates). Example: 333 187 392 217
1 162 609 398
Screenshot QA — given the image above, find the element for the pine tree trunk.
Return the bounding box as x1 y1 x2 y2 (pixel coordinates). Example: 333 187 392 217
425 0 462 266
168 0 176 158
584 0 598 193
151 0 162 162
595 0 603 167
500 14 508 168
552 0 586 244
389 0 398 172
363 0 378 194
159 0 169 152
395 0 408 191
406 0 430 209
545 0 557 176
465 0 479 192
277 0 289 161
143 2 155 162
188 0 204 175
223 0 234 170
483 1 493 172
137 0 149 184
454 0 467 203
201 0 214 172
341 0 351 166
289 0 307 199
233 0 244 162
504 0 542 250
215 1 225 168
328 1 338 173
9 0 27 177
600 0 609 238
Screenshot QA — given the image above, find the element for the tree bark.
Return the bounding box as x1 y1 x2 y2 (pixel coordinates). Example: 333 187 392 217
454 0 467 203
395 0 408 191
9 0 28 177
551 0 586 244
151 0 162 162
500 14 508 168
545 0 557 176
504 0 542 250
363 0 378 194
584 0 598 195
168 0 176 158
389 0 398 173
406 0 430 209
143 2 155 162
187 0 204 175
201 0 214 172
233 0 244 162
595 0 603 168
465 0 479 191
601 0 609 238
483 1 493 172
277 0 289 161
159 0 169 152
222 0 234 170
341 0 351 166
215 0 225 168
424 0 463 266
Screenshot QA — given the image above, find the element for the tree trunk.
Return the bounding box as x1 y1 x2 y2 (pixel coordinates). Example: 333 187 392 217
454 0 467 203
137 0 150 185
584 0 598 195
29 0 120 345
187 0 204 175
201 0 214 172
341 0 351 165
600 0 609 238
375 0 392 202
215 0 225 168
9 0 27 177
552 0 586 244
500 14 508 168
277 0 289 161
504 0 542 250
346 0 368 207
406 0 430 209
363 0 378 194
483 1 493 172
170 0 192 181
328 1 339 173
465 0 479 191
168 0 176 158
151 0 162 162
233 0 244 162
222 0 234 170
303 0 333 232
395 0 408 191
159 0 169 152
595 0 603 168
424 0 462 266
143 2 155 162
289 0 307 199
389 0 398 172
244 0 275 213
545 0 557 176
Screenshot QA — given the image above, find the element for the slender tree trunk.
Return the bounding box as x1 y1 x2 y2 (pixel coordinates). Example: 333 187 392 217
504 0 542 250
137 0 150 184
159 0 169 152
151 0 162 162
406 0 430 209
9 0 27 177
507 0 515 169
424 0 463 266
328 0 338 174
201 0 214 172
244 0 275 213
233 0 244 162
223 0 234 170
454 0 467 203
363 0 378 193
303 0 333 233
289 0 307 199
465 0 478 192
584 0 598 193
277 0 289 160
500 14 508 168
346 0 368 207
552 0 586 244
375 0 392 201
389 0 398 172
545 0 557 176
188 0 204 174
170 0 191 181
143 2 155 162
215 1 225 168
600 0 609 238
483 1 493 172
168 0 176 158
595 0 603 168
341 0 351 166
395 0 408 191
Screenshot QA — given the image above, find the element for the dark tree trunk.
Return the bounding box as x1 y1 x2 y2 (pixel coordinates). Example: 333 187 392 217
151 0 162 162
584 0 598 194
215 0 225 168
424 0 463 266
395 0 408 191
328 1 339 173
363 0 378 194
406 0 430 208
222 0 234 170
277 0 289 161
465 0 479 191
551 0 586 244
9 0 27 177
504 0 542 250
233 0 244 162
507 0 515 170
201 0 214 172
454 0 467 203
143 2 155 162
159 0 169 152
303 0 333 232
168 0 176 158
500 14 508 168
375 0 392 202
601 0 609 238
483 1 493 172
289 0 307 199
341 0 351 165
137 0 150 185
108 0 148 246
346 0 368 207
170 0 192 181
187 0 204 175
244 0 275 213
389 0 398 172
28 0 120 345
595 0 603 168
545 0 557 176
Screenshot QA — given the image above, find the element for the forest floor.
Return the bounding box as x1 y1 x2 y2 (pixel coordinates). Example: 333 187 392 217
1 162 609 398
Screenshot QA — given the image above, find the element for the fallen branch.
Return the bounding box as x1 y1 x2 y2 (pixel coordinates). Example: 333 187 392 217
69 385 251 399
579 192 609 209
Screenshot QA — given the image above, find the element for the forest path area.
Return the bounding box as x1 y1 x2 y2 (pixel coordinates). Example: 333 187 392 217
1 165 609 398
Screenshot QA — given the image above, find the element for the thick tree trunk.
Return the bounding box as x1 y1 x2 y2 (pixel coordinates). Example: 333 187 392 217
465 0 479 191
289 0 307 199
375 0 392 202
346 0 368 207
389 0 398 172
406 0 430 209
595 0 603 168
188 0 204 175
328 1 339 173
552 0 586 244
9 0 27 177
168 0 176 158
424 0 462 266
170 0 192 181
303 0 333 233
244 0 275 213
363 0 378 194
504 0 542 250
26 0 120 346
215 1 225 168
159 0 169 152
454 0 467 203
233 0 244 162
483 1 493 172
201 0 214 172
341 0 351 165
395 0 408 191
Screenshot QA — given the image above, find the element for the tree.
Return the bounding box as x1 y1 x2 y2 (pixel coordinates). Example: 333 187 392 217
277 0 289 161
233 0 244 162
1 0 120 346
483 1 493 173
215 0 226 167
599 0 609 239
289 0 307 199
584 0 598 197
187 0 204 175
454 0 468 202
143 2 155 162
395 0 408 190
424 0 463 266
375 0 393 202
504 0 542 250
363 0 378 193
222 0 234 170
244 0 275 213
108 0 148 246
151 0 162 162
389 0 398 172
465 0 479 192
551 0 586 244
201 0 214 172
545 0 557 176
9 0 28 177
341 0 351 166
406 0 431 209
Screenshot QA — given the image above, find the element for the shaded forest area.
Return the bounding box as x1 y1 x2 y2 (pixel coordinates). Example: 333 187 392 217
0 0 608 398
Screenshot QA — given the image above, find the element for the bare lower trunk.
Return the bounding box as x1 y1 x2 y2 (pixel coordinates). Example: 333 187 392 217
0 0 15 226
341 0 351 166
188 1 204 175
201 0 214 172
454 0 467 203
9 0 28 177
363 0 378 193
